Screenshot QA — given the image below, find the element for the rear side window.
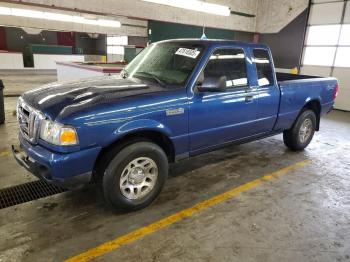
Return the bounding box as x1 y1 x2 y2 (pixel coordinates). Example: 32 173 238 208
204 48 248 88
253 49 274 87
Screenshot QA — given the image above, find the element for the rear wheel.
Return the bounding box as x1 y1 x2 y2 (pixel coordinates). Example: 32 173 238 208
283 109 316 151
102 141 168 211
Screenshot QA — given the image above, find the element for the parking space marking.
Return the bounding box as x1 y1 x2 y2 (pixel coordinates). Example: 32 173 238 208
65 160 310 262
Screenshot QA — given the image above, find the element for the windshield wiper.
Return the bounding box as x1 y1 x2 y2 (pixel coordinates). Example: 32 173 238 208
133 72 166 86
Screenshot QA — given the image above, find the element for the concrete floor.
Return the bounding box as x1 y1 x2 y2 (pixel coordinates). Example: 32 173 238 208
0 72 57 96
0 94 350 261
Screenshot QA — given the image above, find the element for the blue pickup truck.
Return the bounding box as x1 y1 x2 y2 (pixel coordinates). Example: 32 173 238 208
13 39 339 210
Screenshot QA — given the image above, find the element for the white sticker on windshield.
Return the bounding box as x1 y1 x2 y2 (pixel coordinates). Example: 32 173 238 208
175 48 200 59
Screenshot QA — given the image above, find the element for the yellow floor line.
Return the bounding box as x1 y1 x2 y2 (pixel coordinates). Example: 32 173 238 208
0 150 10 157
65 160 310 262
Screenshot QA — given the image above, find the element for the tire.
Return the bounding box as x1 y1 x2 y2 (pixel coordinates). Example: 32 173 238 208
102 142 168 211
283 109 317 151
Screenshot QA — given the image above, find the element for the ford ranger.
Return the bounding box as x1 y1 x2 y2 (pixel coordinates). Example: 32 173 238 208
12 39 339 211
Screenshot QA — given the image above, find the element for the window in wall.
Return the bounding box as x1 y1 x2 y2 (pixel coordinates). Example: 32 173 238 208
204 48 248 88
253 49 274 87
339 24 350 45
306 25 341 46
334 47 350 67
303 47 337 66
303 25 342 66
106 35 128 55
309 1 344 25
302 1 350 69
107 46 124 55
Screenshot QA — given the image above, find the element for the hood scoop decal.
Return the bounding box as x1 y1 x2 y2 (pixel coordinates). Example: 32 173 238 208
91 84 149 92
21 76 170 120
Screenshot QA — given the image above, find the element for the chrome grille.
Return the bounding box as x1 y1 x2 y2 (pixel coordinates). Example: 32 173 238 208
17 97 43 144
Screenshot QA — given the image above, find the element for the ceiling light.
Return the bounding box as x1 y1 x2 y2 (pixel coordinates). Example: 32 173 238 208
45 12 73 22
0 7 11 15
142 0 230 16
97 19 121 28
12 8 45 19
0 6 121 28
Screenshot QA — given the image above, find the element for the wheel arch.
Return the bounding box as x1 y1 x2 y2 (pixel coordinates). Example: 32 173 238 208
92 128 175 182
302 99 321 131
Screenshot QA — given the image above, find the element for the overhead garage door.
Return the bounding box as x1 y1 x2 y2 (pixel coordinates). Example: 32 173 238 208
300 0 350 111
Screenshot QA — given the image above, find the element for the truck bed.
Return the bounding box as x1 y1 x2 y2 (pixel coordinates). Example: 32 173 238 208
276 72 322 82
274 72 337 132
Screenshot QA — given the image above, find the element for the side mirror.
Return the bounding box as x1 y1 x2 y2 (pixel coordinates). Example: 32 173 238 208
197 76 227 92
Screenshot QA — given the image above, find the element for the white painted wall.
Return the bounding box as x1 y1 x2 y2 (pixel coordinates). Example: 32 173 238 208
57 63 104 81
300 66 332 77
33 54 84 70
107 54 124 62
333 68 350 111
300 66 350 111
0 53 24 69
56 63 119 81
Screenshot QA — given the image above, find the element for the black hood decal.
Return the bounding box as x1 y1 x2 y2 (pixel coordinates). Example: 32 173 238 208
21 75 172 120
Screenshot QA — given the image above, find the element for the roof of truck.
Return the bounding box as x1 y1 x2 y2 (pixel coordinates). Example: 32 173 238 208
154 38 269 49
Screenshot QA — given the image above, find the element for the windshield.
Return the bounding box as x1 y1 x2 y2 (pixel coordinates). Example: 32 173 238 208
123 42 205 86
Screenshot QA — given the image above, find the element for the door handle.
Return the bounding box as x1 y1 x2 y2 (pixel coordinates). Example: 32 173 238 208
245 95 254 103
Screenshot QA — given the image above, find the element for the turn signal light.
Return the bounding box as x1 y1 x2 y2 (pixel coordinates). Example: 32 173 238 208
60 128 78 145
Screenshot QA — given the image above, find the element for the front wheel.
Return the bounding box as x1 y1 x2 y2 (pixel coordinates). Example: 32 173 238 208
103 142 168 211
283 109 316 151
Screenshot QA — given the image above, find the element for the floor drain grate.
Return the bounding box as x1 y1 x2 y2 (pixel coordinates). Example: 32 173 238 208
0 180 67 209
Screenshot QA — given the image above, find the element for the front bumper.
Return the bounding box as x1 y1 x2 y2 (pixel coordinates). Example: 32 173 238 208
13 134 101 189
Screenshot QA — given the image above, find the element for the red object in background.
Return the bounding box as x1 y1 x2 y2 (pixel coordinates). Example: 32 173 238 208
0 27 7 50
57 32 75 47
253 33 260 43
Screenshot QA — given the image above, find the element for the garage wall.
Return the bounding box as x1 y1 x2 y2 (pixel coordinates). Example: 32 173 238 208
259 9 308 68
300 0 350 111
148 20 255 44
256 0 308 33
128 36 148 47
148 21 236 43
0 27 7 50
1 0 315 36
234 31 254 42
75 33 106 55
5 27 57 52
7 0 256 33
2 27 106 55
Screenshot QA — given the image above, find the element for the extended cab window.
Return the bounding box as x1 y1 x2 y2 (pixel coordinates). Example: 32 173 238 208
204 48 248 88
253 49 274 87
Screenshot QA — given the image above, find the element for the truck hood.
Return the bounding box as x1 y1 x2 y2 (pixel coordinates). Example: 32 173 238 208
22 76 167 120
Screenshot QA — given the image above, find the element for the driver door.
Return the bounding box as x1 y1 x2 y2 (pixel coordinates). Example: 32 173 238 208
189 48 259 153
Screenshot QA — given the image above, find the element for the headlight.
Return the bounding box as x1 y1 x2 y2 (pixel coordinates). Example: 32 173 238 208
40 119 78 146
